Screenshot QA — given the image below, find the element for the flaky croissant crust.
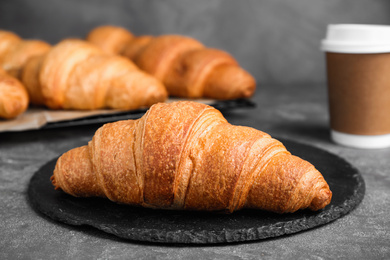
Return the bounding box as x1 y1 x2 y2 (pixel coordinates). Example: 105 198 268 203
51 101 332 214
0 68 29 119
87 26 257 100
0 29 168 112
24 38 168 110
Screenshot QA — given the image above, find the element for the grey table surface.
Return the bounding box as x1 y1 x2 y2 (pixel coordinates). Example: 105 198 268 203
1 83 389 260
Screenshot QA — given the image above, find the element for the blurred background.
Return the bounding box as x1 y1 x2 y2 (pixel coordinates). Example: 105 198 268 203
1 0 390 86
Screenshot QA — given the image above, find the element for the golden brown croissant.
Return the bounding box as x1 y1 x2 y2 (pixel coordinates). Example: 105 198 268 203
0 68 29 119
0 30 22 62
87 26 256 100
0 30 49 107
0 30 51 79
86 25 134 55
22 38 167 110
20 54 46 105
51 101 332 214
1 40 51 79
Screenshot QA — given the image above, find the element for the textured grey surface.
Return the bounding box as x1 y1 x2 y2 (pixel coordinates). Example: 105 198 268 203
1 84 390 259
1 0 390 86
1 1 390 258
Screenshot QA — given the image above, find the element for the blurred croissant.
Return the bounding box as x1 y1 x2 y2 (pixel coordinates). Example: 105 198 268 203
0 29 167 111
0 30 51 79
0 68 29 119
0 30 47 118
87 25 256 100
51 101 332 214
21 38 168 110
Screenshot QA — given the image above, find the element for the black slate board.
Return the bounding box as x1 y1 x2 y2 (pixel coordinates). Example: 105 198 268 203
27 138 365 244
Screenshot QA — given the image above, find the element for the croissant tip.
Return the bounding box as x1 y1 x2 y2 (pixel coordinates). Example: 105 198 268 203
309 188 332 211
50 175 61 190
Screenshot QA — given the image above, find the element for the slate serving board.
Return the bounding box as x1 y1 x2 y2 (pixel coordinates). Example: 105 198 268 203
28 138 365 244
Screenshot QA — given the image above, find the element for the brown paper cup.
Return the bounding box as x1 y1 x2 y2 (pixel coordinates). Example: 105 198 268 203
322 24 390 149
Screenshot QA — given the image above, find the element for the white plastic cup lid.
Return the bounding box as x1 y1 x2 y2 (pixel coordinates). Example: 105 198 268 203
321 24 390 53
331 130 390 149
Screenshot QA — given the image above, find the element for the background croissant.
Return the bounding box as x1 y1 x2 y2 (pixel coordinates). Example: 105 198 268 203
0 30 51 79
51 101 332 214
0 29 168 112
22 38 168 110
87 25 256 100
0 30 47 118
0 68 29 119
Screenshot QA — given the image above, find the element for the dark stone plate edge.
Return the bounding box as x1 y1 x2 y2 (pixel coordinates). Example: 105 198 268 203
27 138 365 245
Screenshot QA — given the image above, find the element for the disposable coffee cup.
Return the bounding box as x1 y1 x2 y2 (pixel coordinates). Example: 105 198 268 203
321 24 390 149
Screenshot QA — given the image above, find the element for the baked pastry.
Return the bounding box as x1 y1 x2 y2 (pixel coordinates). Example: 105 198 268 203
87 26 256 100
0 30 51 78
22 38 168 110
51 101 332 213
0 30 22 62
20 54 46 105
86 25 134 55
0 68 29 119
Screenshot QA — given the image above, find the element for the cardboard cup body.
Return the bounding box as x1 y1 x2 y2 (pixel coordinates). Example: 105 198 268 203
326 53 390 135
322 24 390 148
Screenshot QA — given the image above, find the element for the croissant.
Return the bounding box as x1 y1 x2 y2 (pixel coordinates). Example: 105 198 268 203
20 54 46 105
87 26 256 100
0 30 22 62
86 25 134 55
0 68 29 119
21 38 167 110
51 101 332 213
